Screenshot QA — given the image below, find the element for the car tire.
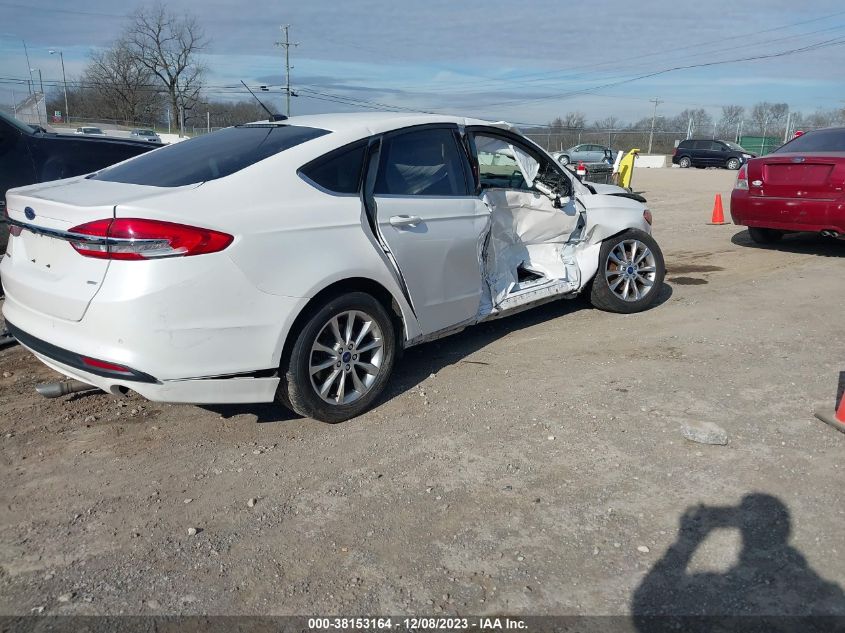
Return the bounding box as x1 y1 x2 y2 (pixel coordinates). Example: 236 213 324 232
590 229 665 314
748 227 784 245
558 155 570 166
678 156 692 168
726 157 741 170
279 291 396 423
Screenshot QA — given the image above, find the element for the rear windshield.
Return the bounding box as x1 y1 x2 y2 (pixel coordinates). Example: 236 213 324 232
92 124 329 187
773 129 845 154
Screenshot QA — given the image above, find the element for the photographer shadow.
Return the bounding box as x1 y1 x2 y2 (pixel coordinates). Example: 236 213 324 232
632 494 845 631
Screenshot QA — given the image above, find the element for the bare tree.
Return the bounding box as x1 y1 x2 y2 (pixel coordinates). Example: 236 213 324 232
124 3 206 130
85 39 163 124
719 105 745 138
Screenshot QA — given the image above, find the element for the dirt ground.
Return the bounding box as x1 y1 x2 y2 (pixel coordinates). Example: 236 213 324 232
0 168 843 618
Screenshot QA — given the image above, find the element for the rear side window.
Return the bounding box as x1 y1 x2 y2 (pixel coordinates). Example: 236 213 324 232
299 141 367 194
774 129 845 153
92 124 329 187
375 128 471 197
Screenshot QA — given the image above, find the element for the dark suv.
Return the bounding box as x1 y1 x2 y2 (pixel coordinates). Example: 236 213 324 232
672 139 754 170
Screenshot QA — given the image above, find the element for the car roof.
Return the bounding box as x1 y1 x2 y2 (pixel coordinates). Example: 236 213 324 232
246 112 515 136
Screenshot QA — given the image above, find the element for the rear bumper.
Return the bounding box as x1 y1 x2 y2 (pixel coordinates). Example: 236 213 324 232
730 190 845 232
9 320 280 403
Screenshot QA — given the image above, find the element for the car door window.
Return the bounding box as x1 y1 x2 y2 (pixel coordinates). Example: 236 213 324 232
474 134 540 191
374 128 470 196
299 141 367 194
711 141 727 152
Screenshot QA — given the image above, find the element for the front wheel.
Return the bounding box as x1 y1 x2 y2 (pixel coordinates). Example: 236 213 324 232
678 156 692 168
590 229 666 314
558 155 570 166
280 292 396 423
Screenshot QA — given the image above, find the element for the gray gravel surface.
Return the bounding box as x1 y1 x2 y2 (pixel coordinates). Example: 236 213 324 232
0 169 843 617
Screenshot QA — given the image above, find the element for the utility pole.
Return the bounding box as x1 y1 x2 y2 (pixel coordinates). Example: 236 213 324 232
50 49 70 124
275 25 298 117
22 40 33 96
647 97 663 154
783 111 792 142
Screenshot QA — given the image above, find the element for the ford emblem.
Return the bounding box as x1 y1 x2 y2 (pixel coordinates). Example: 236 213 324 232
24 206 36 220
792 157 805 163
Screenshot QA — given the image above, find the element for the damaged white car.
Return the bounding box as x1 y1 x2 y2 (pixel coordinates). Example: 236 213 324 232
1 113 665 422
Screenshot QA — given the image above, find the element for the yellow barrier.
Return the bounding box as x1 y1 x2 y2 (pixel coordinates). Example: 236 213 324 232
615 148 640 190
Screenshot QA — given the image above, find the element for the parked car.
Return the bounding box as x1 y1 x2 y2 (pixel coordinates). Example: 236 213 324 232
672 139 754 170
553 144 613 165
130 128 162 143
75 127 107 136
2 113 665 422
0 110 161 272
730 127 845 244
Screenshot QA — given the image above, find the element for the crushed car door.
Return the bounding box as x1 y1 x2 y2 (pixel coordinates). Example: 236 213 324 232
469 128 582 311
369 125 489 336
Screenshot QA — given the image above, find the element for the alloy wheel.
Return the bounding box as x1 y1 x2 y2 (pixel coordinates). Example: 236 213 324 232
604 239 658 302
309 310 385 405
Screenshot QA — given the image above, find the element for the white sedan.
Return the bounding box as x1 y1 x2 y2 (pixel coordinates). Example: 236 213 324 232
1 113 665 422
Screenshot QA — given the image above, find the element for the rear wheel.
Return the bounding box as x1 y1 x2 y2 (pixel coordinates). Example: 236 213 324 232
558 155 570 166
279 292 396 423
590 229 665 314
748 227 784 244
678 156 691 168
726 157 741 170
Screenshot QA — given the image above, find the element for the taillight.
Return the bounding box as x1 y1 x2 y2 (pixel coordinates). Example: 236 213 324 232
81 356 134 376
67 218 233 260
735 164 749 190
3 207 21 237
643 209 653 225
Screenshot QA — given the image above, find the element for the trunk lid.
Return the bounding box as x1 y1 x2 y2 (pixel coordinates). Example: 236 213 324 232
3 178 180 322
747 153 845 201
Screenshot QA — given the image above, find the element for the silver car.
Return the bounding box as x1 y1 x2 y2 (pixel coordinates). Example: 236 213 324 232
130 129 162 143
553 144 612 165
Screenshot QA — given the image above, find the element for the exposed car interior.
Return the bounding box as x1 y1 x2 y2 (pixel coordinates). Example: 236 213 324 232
472 133 582 314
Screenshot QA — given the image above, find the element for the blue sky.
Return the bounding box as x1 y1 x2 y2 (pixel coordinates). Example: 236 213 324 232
2 0 844 125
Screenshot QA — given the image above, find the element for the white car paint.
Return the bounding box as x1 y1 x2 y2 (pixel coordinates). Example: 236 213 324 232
1 112 658 411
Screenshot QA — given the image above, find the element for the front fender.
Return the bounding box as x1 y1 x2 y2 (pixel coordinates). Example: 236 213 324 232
579 194 651 245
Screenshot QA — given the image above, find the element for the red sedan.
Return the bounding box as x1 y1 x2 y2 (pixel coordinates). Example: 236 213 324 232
730 127 845 244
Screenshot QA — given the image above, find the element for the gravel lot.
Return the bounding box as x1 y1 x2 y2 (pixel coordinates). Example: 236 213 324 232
0 168 843 618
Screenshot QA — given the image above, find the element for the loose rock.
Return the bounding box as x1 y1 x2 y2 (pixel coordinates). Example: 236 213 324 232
681 421 728 446
57 592 73 603
187 527 198 536
637 545 650 553
247 498 257 508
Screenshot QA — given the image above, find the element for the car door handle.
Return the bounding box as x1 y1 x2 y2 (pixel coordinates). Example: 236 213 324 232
389 215 422 227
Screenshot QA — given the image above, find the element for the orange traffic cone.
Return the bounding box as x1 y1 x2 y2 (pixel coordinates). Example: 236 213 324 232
707 194 729 225
814 371 845 434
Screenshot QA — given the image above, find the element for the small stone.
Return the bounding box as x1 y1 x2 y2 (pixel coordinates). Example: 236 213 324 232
247 498 257 508
84 415 96 424
145 599 160 610
187 527 198 536
593 547 600 555
252 449 262 455
681 421 728 446
2 371 12 378
547 435 555 441
57 592 73 603
31 606 44 614
517 555 524 561
613 542 621 548
183 498 192 504
637 545 650 553
130 408 139 415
